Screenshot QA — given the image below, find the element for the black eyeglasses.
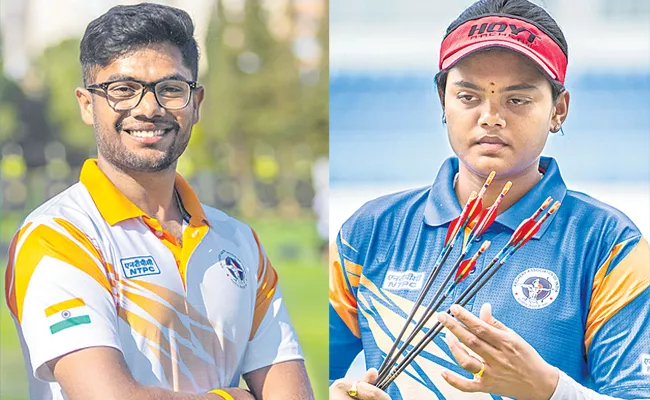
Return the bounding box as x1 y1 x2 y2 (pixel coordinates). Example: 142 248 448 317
86 78 198 111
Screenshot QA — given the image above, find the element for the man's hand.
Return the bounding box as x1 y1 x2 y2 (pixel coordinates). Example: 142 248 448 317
48 346 254 400
330 368 391 400
437 303 559 400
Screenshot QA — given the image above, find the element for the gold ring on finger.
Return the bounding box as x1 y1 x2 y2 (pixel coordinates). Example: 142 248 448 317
473 360 486 380
347 381 360 398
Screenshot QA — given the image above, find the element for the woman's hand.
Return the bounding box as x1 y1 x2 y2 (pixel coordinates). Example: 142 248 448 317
330 368 391 400
437 303 559 400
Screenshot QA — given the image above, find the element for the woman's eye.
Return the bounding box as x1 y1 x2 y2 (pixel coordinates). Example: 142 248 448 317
509 98 530 105
457 94 476 102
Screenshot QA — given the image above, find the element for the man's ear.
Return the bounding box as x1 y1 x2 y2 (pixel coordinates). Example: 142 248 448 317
437 86 445 116
76 88 94 126
192 85 205 124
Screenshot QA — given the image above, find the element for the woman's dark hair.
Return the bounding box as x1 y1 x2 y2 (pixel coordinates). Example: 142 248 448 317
80 3 199 85
435 0 567 102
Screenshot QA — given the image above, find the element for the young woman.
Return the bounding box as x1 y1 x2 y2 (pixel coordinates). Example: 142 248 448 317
329 0 650 399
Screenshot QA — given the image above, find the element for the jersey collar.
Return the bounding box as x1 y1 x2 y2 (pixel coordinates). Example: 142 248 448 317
424 156 566 240
80 159 209 227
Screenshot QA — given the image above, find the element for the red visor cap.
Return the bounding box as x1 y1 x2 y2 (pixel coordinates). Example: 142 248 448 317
439 15 567 85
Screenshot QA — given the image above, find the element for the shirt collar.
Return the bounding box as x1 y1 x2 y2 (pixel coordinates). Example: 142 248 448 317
424 156 566 240
80 159 209 227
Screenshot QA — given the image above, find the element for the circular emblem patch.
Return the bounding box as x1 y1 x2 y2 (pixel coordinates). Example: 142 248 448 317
218 251 247 289
61 310 71 319
512 268 560 309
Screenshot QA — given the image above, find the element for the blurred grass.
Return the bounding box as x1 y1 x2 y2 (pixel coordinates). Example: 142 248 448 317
0 218 328 400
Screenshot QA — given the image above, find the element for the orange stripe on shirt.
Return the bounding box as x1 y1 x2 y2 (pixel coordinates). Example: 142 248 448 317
5 222 33 318
329 242 360 338
585 237 650 352
10 224 111 323
250 228 279 339
252 256 278 335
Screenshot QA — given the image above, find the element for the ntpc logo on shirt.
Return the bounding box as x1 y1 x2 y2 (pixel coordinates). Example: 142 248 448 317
120 256 160 279
382 270 425 291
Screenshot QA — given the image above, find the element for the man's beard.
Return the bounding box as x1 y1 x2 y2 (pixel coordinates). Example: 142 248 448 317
94 119 190 173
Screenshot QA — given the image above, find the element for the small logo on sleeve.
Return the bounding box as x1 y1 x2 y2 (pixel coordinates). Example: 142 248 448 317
120 256 160 279
382 270 426 291
641 354 650 375
217 251 247 289
44 298 91 334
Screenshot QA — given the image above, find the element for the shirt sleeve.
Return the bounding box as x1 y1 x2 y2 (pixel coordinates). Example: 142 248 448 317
585 235 650 398
241 229 303 374
550 369 623 400
329 231 363 382
4 218 120 382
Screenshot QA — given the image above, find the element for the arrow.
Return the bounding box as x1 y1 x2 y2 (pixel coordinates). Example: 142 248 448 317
376 188 484 378
377 173 498 379
377 174 505 380
376 199 561 390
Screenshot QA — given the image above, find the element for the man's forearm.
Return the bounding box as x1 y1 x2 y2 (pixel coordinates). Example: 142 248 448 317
549 369 621 400
135 386 255 400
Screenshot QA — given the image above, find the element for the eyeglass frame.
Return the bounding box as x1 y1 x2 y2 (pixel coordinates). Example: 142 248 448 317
85 78 199 111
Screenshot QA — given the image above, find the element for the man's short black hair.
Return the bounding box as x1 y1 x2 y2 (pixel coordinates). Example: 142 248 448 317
436 0 567 101
80 2 199 85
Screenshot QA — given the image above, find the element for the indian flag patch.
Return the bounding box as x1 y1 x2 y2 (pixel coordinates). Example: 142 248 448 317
45 298 91 334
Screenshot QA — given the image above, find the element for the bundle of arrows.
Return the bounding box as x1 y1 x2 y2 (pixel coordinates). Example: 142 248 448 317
374 172 562 390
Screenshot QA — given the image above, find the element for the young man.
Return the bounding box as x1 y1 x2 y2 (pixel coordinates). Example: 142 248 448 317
5 4 313 400
329 1 650 399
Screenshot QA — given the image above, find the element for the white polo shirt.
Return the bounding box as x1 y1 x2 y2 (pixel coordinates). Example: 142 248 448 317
5 159 303 399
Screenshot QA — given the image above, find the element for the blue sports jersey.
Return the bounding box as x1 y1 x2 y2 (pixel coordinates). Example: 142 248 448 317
330 156 650 399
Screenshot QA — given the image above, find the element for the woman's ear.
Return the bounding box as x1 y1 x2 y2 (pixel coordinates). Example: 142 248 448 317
551 89 570 131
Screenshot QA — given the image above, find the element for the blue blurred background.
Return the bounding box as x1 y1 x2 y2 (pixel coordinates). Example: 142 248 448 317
329 0 650 377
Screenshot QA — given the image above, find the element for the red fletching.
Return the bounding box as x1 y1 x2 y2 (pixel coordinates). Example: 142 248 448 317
509 218 537 246
467 198 483 225
516 201 561 249
445 191 478 247
454 258 476 283
454 240 490 283
517 223 542 247
473 206 497 238
444 216 460 247
471 181 512 239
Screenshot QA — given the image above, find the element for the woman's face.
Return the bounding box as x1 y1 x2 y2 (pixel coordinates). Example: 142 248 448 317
442 48 568 179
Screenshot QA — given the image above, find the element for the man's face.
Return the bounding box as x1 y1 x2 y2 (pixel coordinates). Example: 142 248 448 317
77 42 204 173
442 48 567 179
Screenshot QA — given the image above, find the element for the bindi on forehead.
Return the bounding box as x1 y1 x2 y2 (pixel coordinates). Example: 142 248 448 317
490 82 495 93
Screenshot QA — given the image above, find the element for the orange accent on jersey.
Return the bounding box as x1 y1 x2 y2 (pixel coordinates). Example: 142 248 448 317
10 224 111 323
129 279 232 362
250 229 279 340
120 285 192 342
329 242 361 338
44 298 85 317
79 159 146 225
180 225 209 289
174 174 209 227
344 260 362 287
53 218 105 261
5 222 33 318
585 237 650 352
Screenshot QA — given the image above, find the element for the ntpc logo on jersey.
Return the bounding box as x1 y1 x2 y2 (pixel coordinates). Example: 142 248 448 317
120 256 161 279
382 270 425 291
